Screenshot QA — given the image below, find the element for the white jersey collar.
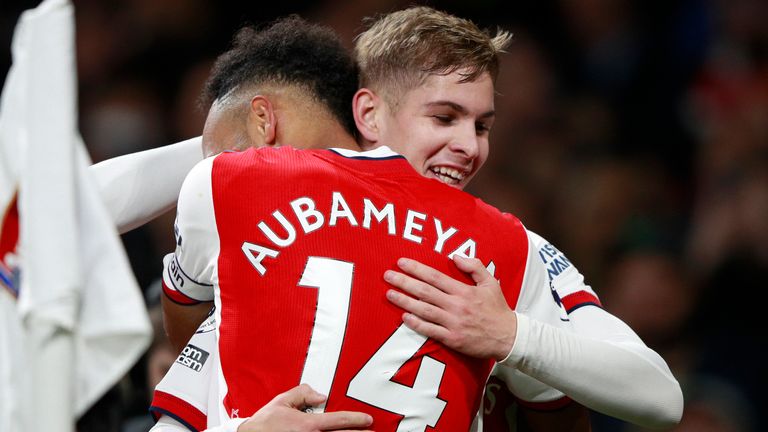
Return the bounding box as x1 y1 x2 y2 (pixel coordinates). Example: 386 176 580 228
328 146 401 159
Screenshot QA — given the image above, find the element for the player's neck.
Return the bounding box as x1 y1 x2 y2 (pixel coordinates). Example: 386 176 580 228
319 126 359 151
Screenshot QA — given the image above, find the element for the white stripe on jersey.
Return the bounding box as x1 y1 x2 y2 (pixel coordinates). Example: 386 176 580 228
328 145 400 159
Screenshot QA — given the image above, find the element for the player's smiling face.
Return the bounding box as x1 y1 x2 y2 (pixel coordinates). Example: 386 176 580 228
378 70 495 190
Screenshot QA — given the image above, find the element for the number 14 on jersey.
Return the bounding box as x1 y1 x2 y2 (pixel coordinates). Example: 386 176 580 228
297 256 447 432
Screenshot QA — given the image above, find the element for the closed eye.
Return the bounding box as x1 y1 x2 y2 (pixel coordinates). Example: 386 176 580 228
432 115 454 125
476 122 491 135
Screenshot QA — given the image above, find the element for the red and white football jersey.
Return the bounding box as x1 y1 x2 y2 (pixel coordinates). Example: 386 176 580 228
480 231 602 432
527 231 601 313
0 196 19 298
169 146 568 431
151 313 218 431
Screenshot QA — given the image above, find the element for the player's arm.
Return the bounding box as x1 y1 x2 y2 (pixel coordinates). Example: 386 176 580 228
161 296 212 353
160 157 220 349
150 316 216 430
150 385 373 432
151 321 374 432
160 252 215 353
505 232 682 428
88 136 203 234
385 239 683 428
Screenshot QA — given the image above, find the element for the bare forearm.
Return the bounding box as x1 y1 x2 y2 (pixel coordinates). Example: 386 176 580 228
161 295 212 354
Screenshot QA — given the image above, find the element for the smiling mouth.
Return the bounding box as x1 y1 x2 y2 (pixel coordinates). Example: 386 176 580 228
429 166 467 186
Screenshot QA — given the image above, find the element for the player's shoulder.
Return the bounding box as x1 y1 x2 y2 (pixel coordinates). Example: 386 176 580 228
213 146 300 166
212 146 343 176
474 196 521 222
314 145 413 176
181 155 216 193
459 192 525 233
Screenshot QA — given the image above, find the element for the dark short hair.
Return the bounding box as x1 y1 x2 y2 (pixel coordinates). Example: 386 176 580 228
201 16 359 136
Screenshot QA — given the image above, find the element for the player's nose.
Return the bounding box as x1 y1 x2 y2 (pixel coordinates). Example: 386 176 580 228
449 123 481 160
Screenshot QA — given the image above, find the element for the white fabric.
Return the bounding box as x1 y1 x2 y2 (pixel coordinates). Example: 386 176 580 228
329 145 399 158
526 229 598 300
151 414 247 432
0 1 152 429
0 8 25 425
157 148 682 428
171 150 573 421
498 228 683 427
162 252 215 302
173 157 220 299
90 137 203 234
0 289 29 432
154 314 218 420
89 143 398 237
493 234 569 404
173 156 230 421
501 308 683 428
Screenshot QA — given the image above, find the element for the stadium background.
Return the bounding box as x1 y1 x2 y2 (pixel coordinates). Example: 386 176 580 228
2 0 766 431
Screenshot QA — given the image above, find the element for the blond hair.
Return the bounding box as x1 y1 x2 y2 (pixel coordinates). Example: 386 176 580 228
354 6 512 106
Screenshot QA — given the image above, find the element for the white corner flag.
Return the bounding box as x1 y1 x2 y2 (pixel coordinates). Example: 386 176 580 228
0 1 152 431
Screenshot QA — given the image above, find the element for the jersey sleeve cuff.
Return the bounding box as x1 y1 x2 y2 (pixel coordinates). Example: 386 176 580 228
561 290 602 313
163 279 202 305
162 253 214 302
499 312 530 368
150 390 207 432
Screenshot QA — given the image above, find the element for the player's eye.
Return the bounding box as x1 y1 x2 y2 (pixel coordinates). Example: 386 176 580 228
432 115 454 125
476 122 491 135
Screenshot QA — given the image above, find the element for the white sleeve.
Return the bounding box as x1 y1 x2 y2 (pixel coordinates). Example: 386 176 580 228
526 229 601 311
151 315 217 425
89 137 203 234
500 234 684 428
493 234 570 405
150 414 246 432
172 156 220 300
149 415 190 432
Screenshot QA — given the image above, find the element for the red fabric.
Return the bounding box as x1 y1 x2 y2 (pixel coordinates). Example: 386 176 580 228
162 279 201 305
150 390 206 432
209 147 531 431
0 195 19 296
482 375 518 432
561 290 602 312
483 375 573 431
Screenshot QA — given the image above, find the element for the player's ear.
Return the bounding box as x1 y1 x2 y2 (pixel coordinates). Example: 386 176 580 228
248 95 277 146
353 88 381 145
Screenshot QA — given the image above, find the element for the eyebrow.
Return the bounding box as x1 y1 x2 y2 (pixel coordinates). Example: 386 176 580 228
425 100 495 119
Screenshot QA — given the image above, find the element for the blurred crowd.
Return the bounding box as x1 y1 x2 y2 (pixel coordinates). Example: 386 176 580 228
1 0 766 431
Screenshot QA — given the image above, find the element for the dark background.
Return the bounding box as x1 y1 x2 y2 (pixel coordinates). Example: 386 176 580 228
2 1 766 431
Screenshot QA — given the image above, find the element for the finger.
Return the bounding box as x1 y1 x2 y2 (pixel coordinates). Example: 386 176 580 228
314 411 373 430
452 255 495 285
277 384 327 408
396 257 464 294
384 270 451 307
402 312 452 343
386 289 452 326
